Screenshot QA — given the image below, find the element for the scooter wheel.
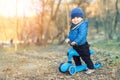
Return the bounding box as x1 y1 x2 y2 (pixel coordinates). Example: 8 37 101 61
59 63 65 73
69 66 76 75
95 61 101 65
94 61 102 69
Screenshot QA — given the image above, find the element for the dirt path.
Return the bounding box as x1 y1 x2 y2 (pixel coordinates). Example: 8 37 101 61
0 45 120 80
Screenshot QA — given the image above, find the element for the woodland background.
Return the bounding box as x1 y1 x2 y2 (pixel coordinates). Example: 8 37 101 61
0 0 120 80
0 0 120 47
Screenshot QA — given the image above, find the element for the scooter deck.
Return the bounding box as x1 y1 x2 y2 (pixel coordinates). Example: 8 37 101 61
69 62 101 75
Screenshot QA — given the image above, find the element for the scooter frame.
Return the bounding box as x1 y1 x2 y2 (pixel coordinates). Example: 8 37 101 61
59 48 101 75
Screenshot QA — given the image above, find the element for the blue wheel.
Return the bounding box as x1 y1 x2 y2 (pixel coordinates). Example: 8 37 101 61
95 61 101 65
94 61 102 69
59 63 72 73
69 66 76 75
59 63 65 73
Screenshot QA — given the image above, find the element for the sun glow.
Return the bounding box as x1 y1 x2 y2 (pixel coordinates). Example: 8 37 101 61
0 0 40 17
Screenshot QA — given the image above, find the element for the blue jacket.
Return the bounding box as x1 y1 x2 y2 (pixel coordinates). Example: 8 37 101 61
67 20 88 45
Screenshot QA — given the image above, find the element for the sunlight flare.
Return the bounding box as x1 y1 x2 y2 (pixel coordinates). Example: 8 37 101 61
0 0 41 17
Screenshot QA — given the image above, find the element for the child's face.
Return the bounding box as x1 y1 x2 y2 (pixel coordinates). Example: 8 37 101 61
71 17 83 24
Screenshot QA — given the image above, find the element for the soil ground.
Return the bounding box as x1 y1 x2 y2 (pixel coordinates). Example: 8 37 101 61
0 44 120 80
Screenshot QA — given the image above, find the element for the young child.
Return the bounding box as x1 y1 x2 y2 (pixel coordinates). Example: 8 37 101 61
65 8 95 74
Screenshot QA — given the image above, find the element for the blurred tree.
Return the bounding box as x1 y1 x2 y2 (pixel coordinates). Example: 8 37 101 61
43 0 62 46
85 0 120 41
30 0 44 45
1 0 119 46
52 0 70 44
103 0 120 40
15 0 18 51
113 0 119 40
32 0 62 46
94 0 118 40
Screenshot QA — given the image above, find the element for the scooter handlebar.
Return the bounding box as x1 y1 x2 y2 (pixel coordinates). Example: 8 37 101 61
68 41 76 46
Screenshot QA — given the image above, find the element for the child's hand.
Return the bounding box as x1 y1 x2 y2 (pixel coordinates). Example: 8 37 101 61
65 38 70 44
71 42 76 46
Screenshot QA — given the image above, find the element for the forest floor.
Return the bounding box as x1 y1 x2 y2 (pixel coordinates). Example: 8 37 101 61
0 41 120 80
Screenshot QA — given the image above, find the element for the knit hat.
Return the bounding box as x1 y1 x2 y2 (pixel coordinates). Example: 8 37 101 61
70 8 84 19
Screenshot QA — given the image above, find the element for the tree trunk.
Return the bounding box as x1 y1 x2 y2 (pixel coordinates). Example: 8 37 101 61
44 0 62 47
65 0 70 35
113 0 119 39
15 0 18 51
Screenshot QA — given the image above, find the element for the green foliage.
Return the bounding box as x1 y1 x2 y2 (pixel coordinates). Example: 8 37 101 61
93 40 120 52
109 56 120 67
92 40 120 67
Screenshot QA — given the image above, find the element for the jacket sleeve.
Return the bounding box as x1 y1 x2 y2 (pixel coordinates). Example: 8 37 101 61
74 22 88 44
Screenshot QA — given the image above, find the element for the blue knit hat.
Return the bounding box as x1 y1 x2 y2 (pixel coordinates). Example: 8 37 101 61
70 8 84 19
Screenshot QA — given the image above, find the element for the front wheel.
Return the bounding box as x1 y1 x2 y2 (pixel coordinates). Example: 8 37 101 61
69 66 76 75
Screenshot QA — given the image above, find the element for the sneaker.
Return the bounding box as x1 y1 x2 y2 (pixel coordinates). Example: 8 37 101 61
85 69 95 74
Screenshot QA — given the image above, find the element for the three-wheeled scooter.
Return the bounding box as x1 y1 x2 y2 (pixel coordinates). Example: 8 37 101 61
59 48 101 75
